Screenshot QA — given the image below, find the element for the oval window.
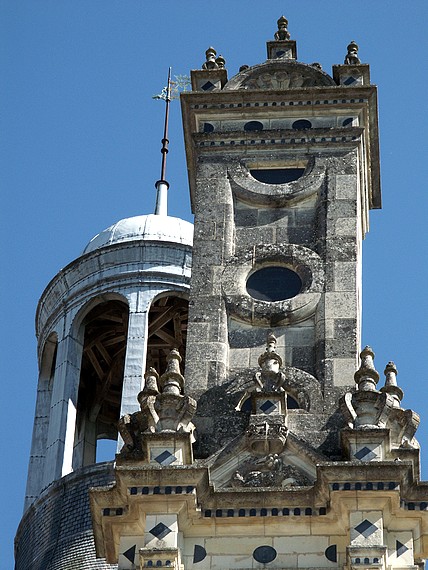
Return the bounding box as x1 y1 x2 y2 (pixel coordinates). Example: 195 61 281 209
244 120 264 131
292 119 312 130
250 168 305 184
342 117 353 127
253 546 277 564
203 122 214 132
246 266 302 301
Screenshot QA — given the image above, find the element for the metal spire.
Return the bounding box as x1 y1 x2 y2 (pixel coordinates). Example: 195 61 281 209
154 67 172 216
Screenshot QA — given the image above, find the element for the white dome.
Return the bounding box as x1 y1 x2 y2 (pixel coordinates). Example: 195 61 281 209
83 214 193 254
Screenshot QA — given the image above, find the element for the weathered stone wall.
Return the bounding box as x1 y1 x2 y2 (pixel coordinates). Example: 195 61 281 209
16 463 117 570
185 148 362 458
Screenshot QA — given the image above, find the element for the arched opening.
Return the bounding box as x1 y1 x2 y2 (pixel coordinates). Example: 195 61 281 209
73 299 128 468
146 295 189 374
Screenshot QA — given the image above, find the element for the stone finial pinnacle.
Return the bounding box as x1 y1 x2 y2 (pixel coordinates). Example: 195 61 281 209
202 47 219 70
142 367 159 395
258 332 282 371
275 15 290 41
160 348 184 395
354 345 380 391
215 54 226 69
344 40 361 65
382 361 404 406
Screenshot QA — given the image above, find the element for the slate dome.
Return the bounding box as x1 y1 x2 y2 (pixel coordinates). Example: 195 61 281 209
83 214 194 254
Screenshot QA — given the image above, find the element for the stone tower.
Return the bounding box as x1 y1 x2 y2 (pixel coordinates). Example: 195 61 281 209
16 16 428 570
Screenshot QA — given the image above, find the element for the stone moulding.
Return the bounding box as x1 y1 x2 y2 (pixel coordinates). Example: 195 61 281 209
89 459 428 564
228 156 323 207
222 243 324 326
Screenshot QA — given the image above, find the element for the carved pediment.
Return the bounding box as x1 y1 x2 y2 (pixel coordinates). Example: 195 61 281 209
224 61 336 91
208 431 326 490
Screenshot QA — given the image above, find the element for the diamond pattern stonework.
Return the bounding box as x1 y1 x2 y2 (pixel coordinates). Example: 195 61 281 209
154 450 177 466
355 519 378 538
150 522 172 540
260 400 277 414
354 446 377 461
201 81 215 91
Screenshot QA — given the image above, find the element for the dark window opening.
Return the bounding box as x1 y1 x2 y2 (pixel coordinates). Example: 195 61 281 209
244 120 264 132
246 266 302 301
250 168 305 184
146 296 189 375
342 117 354 127
292 119 312 130
203 122 214 133
287 395 300 409
74 300 128 467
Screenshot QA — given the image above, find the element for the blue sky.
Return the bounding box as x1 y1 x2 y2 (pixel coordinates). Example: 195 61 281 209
2 2 428 567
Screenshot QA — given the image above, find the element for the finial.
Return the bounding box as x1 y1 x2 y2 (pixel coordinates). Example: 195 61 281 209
142 367 160 395
258 333 282 371
344 40 361 65
354 346 379 391
154 67 172 216
160 348 185 395
381 361 403 407
215 54 226 69
274 15 290 41
202 47 219 70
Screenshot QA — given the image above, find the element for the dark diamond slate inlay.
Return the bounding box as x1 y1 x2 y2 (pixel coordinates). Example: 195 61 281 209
154 450 177 466
260 400 277 414
344 76 357 85
354 446 377 461
201 81 215 91
150 522 172 540
396 540 409 557
355 519 378 538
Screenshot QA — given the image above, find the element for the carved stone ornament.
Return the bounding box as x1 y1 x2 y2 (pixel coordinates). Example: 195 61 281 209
344 40 361 65
236 334 287 411
118 349 196 458
223 60 336 92
340 346 420 449
246 416 288 455
202 47 219 70
230 453 312 488
274 15 291 41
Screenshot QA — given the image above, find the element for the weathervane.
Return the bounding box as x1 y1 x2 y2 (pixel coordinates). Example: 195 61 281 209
152 69 190 215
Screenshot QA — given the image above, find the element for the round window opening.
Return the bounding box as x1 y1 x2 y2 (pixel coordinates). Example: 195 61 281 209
246 266 302 301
